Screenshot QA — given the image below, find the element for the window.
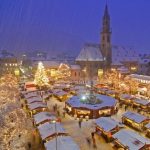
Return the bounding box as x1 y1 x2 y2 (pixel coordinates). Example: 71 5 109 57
107 36 110 42
103 36 105 41
75 72 76 76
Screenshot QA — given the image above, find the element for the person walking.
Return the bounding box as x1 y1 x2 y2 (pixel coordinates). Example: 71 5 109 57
78 120 81 128
91 132 94 139
63 111 66 118
57 110 60 117
92 137 97 149
86 137 91 147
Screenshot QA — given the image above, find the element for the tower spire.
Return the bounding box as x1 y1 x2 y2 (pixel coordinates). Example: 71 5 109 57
100 2 112 68
103 2 110 20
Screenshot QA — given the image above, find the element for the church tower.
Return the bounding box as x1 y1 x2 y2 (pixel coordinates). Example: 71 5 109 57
100 4 112 68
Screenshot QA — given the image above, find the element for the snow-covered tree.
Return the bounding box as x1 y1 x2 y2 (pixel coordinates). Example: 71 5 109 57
34 62 49 87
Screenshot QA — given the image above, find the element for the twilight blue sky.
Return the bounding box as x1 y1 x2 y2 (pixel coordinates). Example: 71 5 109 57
0 0 150 56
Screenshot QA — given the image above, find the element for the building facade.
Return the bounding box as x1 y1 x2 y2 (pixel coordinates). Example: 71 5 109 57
0 51 19 76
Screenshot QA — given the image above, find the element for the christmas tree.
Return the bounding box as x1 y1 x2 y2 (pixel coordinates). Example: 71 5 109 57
34 62 49 87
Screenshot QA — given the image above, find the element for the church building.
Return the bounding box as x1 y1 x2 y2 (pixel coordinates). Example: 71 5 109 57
76 4 138 78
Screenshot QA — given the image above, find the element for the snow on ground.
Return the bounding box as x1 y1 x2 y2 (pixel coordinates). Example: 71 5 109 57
47 96 113 150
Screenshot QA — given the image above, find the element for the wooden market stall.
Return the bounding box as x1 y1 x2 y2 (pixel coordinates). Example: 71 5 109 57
122 111 149 131
37 122 68 142
33 111 57 126
133 99 150 111
95 117 124 142
28 102 48 116
44 136 80 150
112 129 150 150
145 123 150 138
53 89 70 102
119 94 135 105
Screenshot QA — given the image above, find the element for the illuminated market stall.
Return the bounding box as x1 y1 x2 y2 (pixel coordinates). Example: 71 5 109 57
119 94 135 104
133 99 150 110
25 96 43 104
28 102 48 116
95 117 124 142
112 129 150 150
44 136 80 150
33 112 57 126
53 89 70 102
145 123 150 138
122 111 150 131
37 122 67 142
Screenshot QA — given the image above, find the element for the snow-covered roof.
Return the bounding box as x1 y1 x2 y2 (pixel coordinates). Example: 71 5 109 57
145 123 150 129
28 102 47 111
122 111 148 123
38 122 67 140
134 99 150 106
120 94 133 100
24 92 38 99
129 74 150 81
112 45 139 64
34 61 60 68
70 65 81 70
44 136 80 150
95 117 124 132
33 112 57 125
53 90 68 96
66 95 117 110
26 96 43 104
111 61 122 66
113 129 150 150
105 90 116 95
98 88 109 92
53 84 70 90
76 45 103 62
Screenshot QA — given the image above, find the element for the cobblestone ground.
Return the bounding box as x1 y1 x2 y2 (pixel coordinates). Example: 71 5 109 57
47 96 113 150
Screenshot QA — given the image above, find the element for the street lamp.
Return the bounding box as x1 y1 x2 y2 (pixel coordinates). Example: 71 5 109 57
52 120 57 150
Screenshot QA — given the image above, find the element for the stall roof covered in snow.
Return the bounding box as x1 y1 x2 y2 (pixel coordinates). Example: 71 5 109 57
28 102 47 111
66 95 117 110
129 74 150 82
33 112 56 125
53 90 68 96
44 136 80 150
145 123 150 129
26 96 43 104
134 99 150 106
122 111 148 123
76 44 103 62
95 117 124 132
113 129 150 150
120 94 134 100
24 92 38 99
38 122 67 140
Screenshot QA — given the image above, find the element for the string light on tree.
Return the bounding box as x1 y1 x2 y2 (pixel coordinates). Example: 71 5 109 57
34 62 49 87
58 63 71 79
